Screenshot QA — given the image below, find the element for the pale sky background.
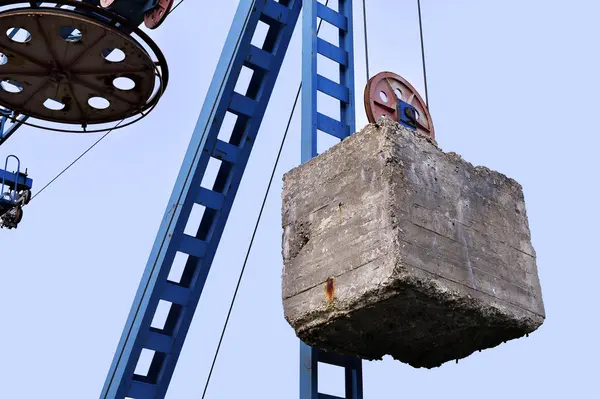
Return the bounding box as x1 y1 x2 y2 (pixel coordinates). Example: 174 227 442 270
0 0 598 398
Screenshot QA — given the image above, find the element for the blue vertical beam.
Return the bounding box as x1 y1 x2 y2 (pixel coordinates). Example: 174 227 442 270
300 341 319 399
344 356 363 399
338 0 355 134
300 341 363 399
300 1 362 399
100 1 302 398
301 0 318 162
302 0 357 164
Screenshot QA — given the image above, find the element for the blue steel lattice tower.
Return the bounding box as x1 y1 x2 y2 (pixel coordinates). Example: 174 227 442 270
300 1 363 398
99 1 362 398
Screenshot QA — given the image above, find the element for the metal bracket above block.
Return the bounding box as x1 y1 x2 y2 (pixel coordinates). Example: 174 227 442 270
396 98 418 131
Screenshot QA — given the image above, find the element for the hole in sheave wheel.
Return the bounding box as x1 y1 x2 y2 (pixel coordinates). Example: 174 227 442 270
59 27 83 42
44 98 66 111
1 80 23 93
0 53 7 65
88 97 110 110
395 88 403 100
102 48 126 63
379 91 388 103
6 28 31 43
113 77 135 91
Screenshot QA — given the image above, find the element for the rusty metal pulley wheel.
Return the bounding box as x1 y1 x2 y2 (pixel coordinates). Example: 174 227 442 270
364 71 435 140
144 0 175 30
0 0 168 133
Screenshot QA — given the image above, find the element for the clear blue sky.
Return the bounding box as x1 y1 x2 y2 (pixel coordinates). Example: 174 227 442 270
1 0 597 397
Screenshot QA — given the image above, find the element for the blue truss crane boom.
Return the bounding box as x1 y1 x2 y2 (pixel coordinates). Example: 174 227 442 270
101 1 362 398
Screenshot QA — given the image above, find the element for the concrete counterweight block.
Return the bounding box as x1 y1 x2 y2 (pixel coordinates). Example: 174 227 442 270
281 117 545 368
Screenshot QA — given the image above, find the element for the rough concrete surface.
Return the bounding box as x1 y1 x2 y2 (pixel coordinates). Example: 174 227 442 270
281 116 545 368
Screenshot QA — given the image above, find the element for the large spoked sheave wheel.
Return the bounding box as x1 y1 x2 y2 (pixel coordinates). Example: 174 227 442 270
0 0 169 133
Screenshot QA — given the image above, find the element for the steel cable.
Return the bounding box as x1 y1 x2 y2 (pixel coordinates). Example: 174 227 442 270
362 0 370 80
31 121 122 201
417 0 430 106
167 0 184 16
0 120 122 227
